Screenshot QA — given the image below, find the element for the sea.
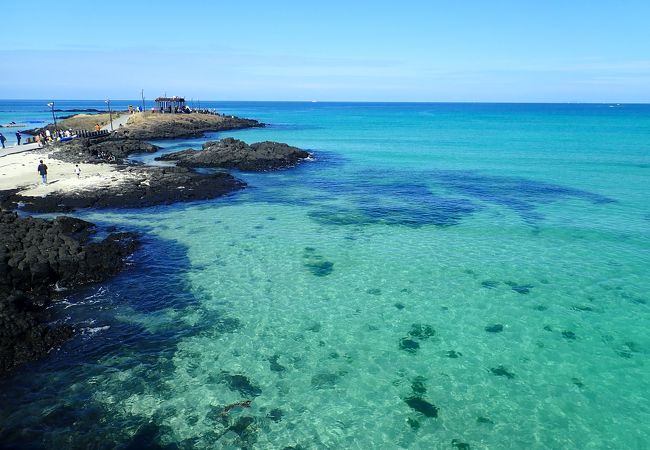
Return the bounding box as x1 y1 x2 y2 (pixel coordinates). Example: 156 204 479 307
1 101 649 449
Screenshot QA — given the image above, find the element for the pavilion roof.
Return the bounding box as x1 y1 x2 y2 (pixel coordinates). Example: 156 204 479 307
155 96 185 102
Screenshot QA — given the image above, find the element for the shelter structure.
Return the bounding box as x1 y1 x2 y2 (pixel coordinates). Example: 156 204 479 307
155 96 186 113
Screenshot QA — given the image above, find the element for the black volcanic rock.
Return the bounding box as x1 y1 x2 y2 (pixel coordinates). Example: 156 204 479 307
0 166 246 213
116 114 263 140
157 138 310 171
55 135 160 164
0 210 139 374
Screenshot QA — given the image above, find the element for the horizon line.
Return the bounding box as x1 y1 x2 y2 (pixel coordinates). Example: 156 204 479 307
0 99 648 105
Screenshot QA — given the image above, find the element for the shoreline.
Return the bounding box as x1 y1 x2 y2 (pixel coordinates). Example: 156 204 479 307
0 110 310 375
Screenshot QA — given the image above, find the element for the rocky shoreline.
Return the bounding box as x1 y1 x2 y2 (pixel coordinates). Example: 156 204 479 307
0 211 138 374
1 111 312 375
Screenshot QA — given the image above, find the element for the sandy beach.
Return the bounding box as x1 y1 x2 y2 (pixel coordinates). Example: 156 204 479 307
0 148 126 196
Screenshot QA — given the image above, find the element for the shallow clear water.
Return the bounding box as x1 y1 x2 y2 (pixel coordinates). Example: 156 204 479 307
1 102 649 449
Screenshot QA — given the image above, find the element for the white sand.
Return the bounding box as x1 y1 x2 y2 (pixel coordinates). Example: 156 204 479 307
0 148 130 196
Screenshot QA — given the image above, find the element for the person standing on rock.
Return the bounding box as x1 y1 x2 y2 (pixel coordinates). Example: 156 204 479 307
37 160 48 184
15 131 21 145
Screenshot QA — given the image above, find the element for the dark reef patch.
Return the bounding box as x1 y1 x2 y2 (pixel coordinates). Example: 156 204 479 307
490 365 515 379
217 373 262 397
407 417 420 430
485 324 504 333
446 350 462 358
267 408 283 422
616 341 639 359
481 280 500 289
562 331 577 340
311 371 345 389
399 338 420 353
408 323 436 340
269 354 287 372
404 397 438 418
302 248 334 277
431 170 614 223
505 281 534 294
452 439 471 449
411 376 427 396
572 377 585 388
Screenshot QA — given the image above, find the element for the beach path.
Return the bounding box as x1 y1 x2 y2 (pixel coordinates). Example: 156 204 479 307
0 142 43 158
101 113 133 131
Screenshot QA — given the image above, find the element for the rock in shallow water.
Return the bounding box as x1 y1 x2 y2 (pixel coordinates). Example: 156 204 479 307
219 373 262 397
490 365 515 379
157 137 310 171
404 396 439 417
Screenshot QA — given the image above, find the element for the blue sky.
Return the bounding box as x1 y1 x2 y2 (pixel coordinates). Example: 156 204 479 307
1 0 649 102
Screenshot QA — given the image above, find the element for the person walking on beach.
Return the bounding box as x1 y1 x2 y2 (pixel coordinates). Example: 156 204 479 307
37 160 48 184
15 131 21 145
0 133 6 149
94 123 101 132
74 164 81 178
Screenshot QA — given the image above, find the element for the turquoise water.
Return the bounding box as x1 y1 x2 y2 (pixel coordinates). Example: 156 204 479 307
1 102 649 449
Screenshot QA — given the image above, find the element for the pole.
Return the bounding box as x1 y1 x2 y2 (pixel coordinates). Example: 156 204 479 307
51 103 57 131
141 89 145 112
106 99 113 131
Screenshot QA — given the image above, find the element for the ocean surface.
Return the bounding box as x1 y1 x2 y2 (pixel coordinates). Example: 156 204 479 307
1 101 649 449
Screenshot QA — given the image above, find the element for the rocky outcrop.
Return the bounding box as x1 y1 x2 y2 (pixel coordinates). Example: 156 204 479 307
116 114 264 140
156 138 311 171
55 136 160 164
0 211 139 374
0 166 246 213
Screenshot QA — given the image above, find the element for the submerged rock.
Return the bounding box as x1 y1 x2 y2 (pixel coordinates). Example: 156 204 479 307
505 281 534 294
451 438 471 449
485 324 504 333
157 137 310 171
411 377 427 396
399 338 420 353
311 371 344 389
408 323 436 340
267 408 283 422
269 354 287 372
481 280 500 289
490 365 515 379
219 373 262 397
562 330 577 340
477 416 494 425
404 397 439 418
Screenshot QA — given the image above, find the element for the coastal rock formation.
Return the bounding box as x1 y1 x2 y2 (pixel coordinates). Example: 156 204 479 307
0 166 246 213
55 136 160 164
116 113 263 140
156 138 310 171
0 211 138 374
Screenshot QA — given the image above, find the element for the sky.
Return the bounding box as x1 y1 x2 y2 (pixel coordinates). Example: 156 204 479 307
1 0 649 102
